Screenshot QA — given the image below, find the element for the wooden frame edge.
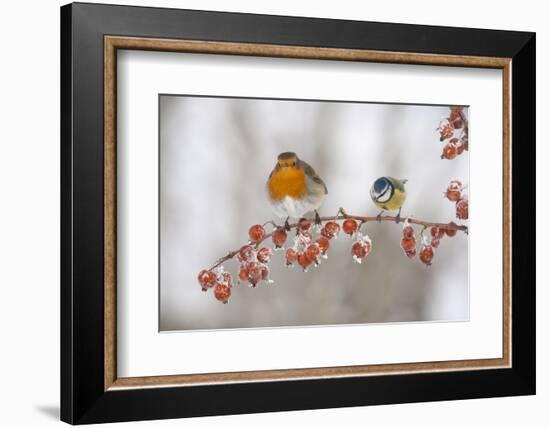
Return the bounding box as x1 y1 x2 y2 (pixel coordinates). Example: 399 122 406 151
103 35 512 391
104 37 117 390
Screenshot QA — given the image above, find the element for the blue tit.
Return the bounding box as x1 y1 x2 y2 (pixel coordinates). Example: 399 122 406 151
370 176 408 222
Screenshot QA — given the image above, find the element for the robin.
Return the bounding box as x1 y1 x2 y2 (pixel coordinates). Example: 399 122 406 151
266 152 328 229
370 176 408 223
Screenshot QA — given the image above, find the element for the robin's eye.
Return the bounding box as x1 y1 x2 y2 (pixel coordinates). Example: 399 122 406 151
292 162 296 166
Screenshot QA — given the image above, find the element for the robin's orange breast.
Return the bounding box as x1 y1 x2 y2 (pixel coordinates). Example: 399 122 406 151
268 167 307 201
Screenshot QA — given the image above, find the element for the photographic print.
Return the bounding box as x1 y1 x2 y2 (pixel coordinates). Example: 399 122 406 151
160 95 469 331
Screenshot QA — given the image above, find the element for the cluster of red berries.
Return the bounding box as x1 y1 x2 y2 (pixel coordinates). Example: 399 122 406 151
284 218 328 271
400 220 459 266
198 217 378 303
445 180 469 220
197 268 232 304
438 107 469 160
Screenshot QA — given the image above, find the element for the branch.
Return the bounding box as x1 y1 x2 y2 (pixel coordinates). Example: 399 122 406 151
208 210 467 271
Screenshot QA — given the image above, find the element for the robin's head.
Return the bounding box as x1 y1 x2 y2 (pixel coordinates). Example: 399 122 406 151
277 152 299 168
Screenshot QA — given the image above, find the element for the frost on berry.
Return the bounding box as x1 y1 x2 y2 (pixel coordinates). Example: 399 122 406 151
400 237 416 253
449 107 463 122
452 118 464 129
456 198 469 220
351 234 372 264
238 265 249 282
342 218 358 236
445 180 462 202
260 264 270 281
402 225 414 238
285 248 298 266
214 282 231 304
419 244 434 266
247 263 263 287
419 247 434 266
257 247 272 263
431 238 441 248
298 252 313 272
197 269 217 291
305 243 321 265
405 249 417 259
430 227 445 239
438 119 454 141
445 222 458 237
248 224 266 242
442 142 458 160
272 227 287 249
316 237 330 257
298 218 312 233
400 220 417 257
238 244 255 262
322 221 340 239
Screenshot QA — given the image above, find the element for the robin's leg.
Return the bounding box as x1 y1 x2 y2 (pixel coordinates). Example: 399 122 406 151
284 216 291 232
314 210 322 226
376 210 384 223
395 207 402 224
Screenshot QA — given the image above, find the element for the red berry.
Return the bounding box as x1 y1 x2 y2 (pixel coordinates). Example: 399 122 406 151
351 241 371 262
305 244 321 263
272 227 287 248
248 224 266 242
322 221 340 239
445 180 462 202
449 107 463 121
431 238 441 248
462 137 469 151
445 222 458 237
214 283 231 303
400 237 416 252
238 245 255 262
285 248 298 265
456 198 469 220
247 264 262 287
402 225 414 238
298 218 312 232
442 143 458 160
406 249 417 259
298 252 312 271
452 118 464 129
198 270 217 291
316 237 330 255
430 227 445 239
419 245 434 266
342 218 358 236
455 141 465 154
238 266 249 282
257 247 272 263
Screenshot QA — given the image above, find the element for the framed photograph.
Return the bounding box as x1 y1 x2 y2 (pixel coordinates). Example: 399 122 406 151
61 2 535 424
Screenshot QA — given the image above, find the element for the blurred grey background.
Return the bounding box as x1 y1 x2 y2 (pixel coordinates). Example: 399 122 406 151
159 95 469 331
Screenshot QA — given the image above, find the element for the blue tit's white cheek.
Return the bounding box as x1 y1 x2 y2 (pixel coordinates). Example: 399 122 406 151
376 186 392 203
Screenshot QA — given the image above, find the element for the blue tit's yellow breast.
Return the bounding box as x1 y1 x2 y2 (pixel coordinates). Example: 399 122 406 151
268 167 307 201
375 188 406 211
